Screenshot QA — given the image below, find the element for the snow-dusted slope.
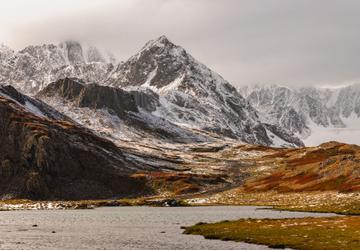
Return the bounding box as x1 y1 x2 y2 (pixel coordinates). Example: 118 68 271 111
37 78 210 145
105 36 303 147
239 84 360 146
0 44 14 63
0 41 115 94
0 85 69 121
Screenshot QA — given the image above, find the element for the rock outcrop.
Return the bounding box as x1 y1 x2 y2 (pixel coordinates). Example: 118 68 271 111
0 85 150 200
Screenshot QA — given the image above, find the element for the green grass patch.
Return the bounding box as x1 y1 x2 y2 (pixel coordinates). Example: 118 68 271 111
183 216 360 250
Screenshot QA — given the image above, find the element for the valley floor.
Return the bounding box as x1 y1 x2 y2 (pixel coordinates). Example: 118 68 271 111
0 139 358 250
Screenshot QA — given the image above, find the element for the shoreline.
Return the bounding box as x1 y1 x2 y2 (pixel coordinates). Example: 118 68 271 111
183 216 360 250
1 190 358 216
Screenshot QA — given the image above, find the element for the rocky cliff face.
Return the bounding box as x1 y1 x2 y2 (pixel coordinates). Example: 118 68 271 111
39 78 138 118
0 85 152 200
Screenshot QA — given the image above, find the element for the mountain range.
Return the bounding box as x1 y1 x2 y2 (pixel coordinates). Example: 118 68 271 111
0 41 115 94
0 36 302 148
240 84 360 146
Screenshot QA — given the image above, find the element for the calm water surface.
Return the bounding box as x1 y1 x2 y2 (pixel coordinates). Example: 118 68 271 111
0 206 335 249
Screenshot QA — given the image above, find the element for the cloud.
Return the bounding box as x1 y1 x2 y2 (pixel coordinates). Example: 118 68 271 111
2 0 360 86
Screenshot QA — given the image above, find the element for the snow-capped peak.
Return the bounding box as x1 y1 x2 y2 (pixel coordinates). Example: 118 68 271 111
105 36 303 147
141 35 172 49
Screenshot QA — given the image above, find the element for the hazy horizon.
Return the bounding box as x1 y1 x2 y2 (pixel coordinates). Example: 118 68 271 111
2 0 360 87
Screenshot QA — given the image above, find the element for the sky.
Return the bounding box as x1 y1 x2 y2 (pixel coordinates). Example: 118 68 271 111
1 0 360 87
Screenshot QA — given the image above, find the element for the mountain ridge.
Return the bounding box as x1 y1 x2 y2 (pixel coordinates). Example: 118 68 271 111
239 83 360 145
0 41 116 94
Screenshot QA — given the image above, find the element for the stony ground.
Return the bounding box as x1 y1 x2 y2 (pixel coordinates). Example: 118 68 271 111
186 189 360 215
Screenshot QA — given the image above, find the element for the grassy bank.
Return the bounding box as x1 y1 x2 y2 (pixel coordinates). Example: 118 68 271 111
183 216 360 250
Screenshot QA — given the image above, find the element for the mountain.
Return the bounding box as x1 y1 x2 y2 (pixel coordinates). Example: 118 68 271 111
1 36 303 147
104 36 303 147
3 37 360 147
239 84 360 146
0 84 160 200
0 41 115 94
1 84 358 201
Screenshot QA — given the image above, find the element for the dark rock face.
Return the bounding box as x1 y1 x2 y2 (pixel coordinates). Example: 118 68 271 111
39 78 138 119
77 84 138 118
39 77 85 101
129 89 160 112
1 85 27 104
0 89 151 200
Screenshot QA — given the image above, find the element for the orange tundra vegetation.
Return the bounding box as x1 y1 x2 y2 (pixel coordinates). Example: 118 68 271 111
243 141 360 192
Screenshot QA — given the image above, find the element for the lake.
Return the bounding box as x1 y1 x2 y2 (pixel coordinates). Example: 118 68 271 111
0 206 336 249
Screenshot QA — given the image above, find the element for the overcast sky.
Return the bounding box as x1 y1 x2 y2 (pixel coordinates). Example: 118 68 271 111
1 0 360 87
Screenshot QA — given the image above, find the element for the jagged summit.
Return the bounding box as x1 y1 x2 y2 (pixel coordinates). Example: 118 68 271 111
106 35 191 89
141 35 172 49
106 35 227 92
156 35 171 42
